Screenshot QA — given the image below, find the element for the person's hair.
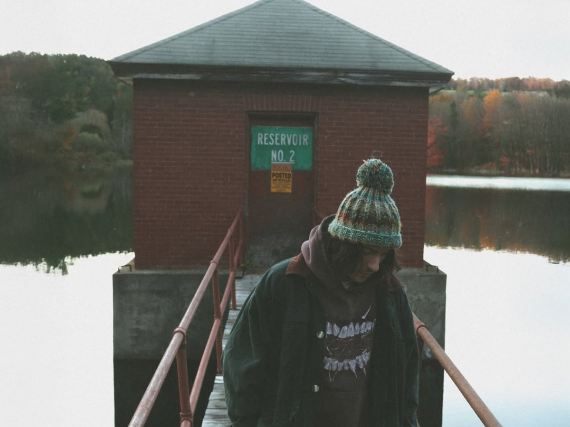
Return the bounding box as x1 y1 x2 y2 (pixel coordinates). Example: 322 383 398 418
325 233 402 288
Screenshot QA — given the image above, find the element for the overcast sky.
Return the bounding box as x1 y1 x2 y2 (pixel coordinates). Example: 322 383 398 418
1 0 569 81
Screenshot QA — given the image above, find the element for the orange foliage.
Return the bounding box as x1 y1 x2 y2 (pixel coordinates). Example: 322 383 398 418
430 92 453 104
484 89 502 130
427 117 446 168
522 77 555 91
465 98 484 131
517 93 532 105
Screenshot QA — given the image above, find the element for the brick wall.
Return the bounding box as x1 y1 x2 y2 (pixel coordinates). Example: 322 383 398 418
133 80 428 269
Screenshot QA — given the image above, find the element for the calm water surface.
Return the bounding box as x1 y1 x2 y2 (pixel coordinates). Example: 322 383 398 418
425 175 570 426
426 248 570 427
0 253 132 426
0 166 133 426
1 173 569 426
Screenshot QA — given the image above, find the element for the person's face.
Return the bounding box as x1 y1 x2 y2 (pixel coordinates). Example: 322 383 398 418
348 246 391 283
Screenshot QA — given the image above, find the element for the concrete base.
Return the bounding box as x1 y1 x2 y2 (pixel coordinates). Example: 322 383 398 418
113 263 446 427
113 269 231 426
113 269 230 360
398 262 447 427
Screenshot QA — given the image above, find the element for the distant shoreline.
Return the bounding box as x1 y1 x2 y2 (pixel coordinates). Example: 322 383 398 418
428 168 570 179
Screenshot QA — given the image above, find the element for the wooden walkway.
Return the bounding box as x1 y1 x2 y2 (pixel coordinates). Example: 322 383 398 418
202 274 261 427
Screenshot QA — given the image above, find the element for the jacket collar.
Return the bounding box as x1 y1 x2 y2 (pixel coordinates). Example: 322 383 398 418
286 253 312 278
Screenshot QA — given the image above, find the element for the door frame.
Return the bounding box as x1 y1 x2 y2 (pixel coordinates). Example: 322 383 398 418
244 111 319 259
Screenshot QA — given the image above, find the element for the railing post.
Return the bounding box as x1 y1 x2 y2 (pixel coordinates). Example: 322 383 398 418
233 213 244 310
127 210 243 426
231 273 238 311
239 213 244 267
229 232 238 310
229 235 235 273
211 267 223 374
174 328 193 427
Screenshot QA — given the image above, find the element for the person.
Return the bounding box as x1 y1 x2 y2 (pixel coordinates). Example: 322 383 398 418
223 159 419 427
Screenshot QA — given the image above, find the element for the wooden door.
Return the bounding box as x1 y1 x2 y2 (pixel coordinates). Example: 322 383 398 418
246 114 317 268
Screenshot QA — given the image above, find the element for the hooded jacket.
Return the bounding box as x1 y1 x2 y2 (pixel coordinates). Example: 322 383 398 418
301 216 381 427
222 222 419 427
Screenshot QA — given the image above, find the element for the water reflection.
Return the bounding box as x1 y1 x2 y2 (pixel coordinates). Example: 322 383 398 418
0 166 133 272
427 175 570 191
2 172 569 427
0 253 131 427
425 247 570 427
425 185 570 262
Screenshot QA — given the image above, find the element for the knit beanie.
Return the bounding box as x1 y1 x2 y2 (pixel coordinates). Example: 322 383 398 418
328 159 402 248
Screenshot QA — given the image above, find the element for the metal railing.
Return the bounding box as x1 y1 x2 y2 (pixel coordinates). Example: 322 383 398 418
414 314 503 427
128 210 244 427
128 207 501 427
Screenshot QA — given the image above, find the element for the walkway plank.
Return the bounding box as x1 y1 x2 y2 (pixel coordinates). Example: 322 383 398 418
203 274 260 427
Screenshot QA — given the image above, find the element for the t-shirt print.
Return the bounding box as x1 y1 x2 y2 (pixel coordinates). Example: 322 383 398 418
323 305 376 381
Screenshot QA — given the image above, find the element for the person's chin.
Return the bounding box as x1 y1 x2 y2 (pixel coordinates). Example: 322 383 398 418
353 273 372 283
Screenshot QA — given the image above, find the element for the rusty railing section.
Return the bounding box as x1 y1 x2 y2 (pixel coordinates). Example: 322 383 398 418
127 207 502 427
413 314 503 427
128 210 244 427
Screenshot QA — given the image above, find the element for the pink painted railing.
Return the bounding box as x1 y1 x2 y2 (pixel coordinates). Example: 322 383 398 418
414 315 502 427
128 210 244 427
128 207 502 427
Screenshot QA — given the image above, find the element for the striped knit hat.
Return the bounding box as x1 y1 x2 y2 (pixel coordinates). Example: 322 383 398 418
328 159 402 248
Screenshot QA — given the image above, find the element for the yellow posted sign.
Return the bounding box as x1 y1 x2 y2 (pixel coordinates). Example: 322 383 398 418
271 163 292 193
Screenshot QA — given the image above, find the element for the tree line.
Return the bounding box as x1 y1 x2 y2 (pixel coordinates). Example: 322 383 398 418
449 77 570 97
0 52 132 175
2 53 569 177
429 78 570 176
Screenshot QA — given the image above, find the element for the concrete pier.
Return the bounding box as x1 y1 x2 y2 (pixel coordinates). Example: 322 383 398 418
113 269 230 360
113 269 230 426
400 263 447 427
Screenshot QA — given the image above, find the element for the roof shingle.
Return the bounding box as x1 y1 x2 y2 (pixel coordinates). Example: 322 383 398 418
110 0 453 83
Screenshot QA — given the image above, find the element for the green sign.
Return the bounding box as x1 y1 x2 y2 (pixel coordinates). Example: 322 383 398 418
250 126 313 170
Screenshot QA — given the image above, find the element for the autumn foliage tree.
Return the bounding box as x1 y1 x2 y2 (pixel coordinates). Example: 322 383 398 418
0 52 132 173
448 77 569 95
428 81 570 176
427 117 446 168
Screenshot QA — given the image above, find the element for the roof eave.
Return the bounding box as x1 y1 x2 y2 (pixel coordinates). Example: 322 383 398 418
108 62 453 88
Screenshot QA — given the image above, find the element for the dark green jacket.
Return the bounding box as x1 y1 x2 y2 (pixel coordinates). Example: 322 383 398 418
222 259 419 427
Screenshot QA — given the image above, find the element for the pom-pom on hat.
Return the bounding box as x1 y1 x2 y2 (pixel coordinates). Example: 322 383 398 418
328 159 402 248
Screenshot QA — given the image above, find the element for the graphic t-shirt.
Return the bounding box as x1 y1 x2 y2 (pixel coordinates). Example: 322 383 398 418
296 216 380 427
316 300 376 427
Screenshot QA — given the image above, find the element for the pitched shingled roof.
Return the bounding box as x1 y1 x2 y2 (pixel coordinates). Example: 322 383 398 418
109 0 453 86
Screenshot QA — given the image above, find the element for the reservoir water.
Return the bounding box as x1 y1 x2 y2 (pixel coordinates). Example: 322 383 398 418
1 171 569 426
0 167 133 426
425 175 570 426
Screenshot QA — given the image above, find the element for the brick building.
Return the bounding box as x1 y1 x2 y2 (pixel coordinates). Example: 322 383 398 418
110 0 452 270
111 2 452 424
